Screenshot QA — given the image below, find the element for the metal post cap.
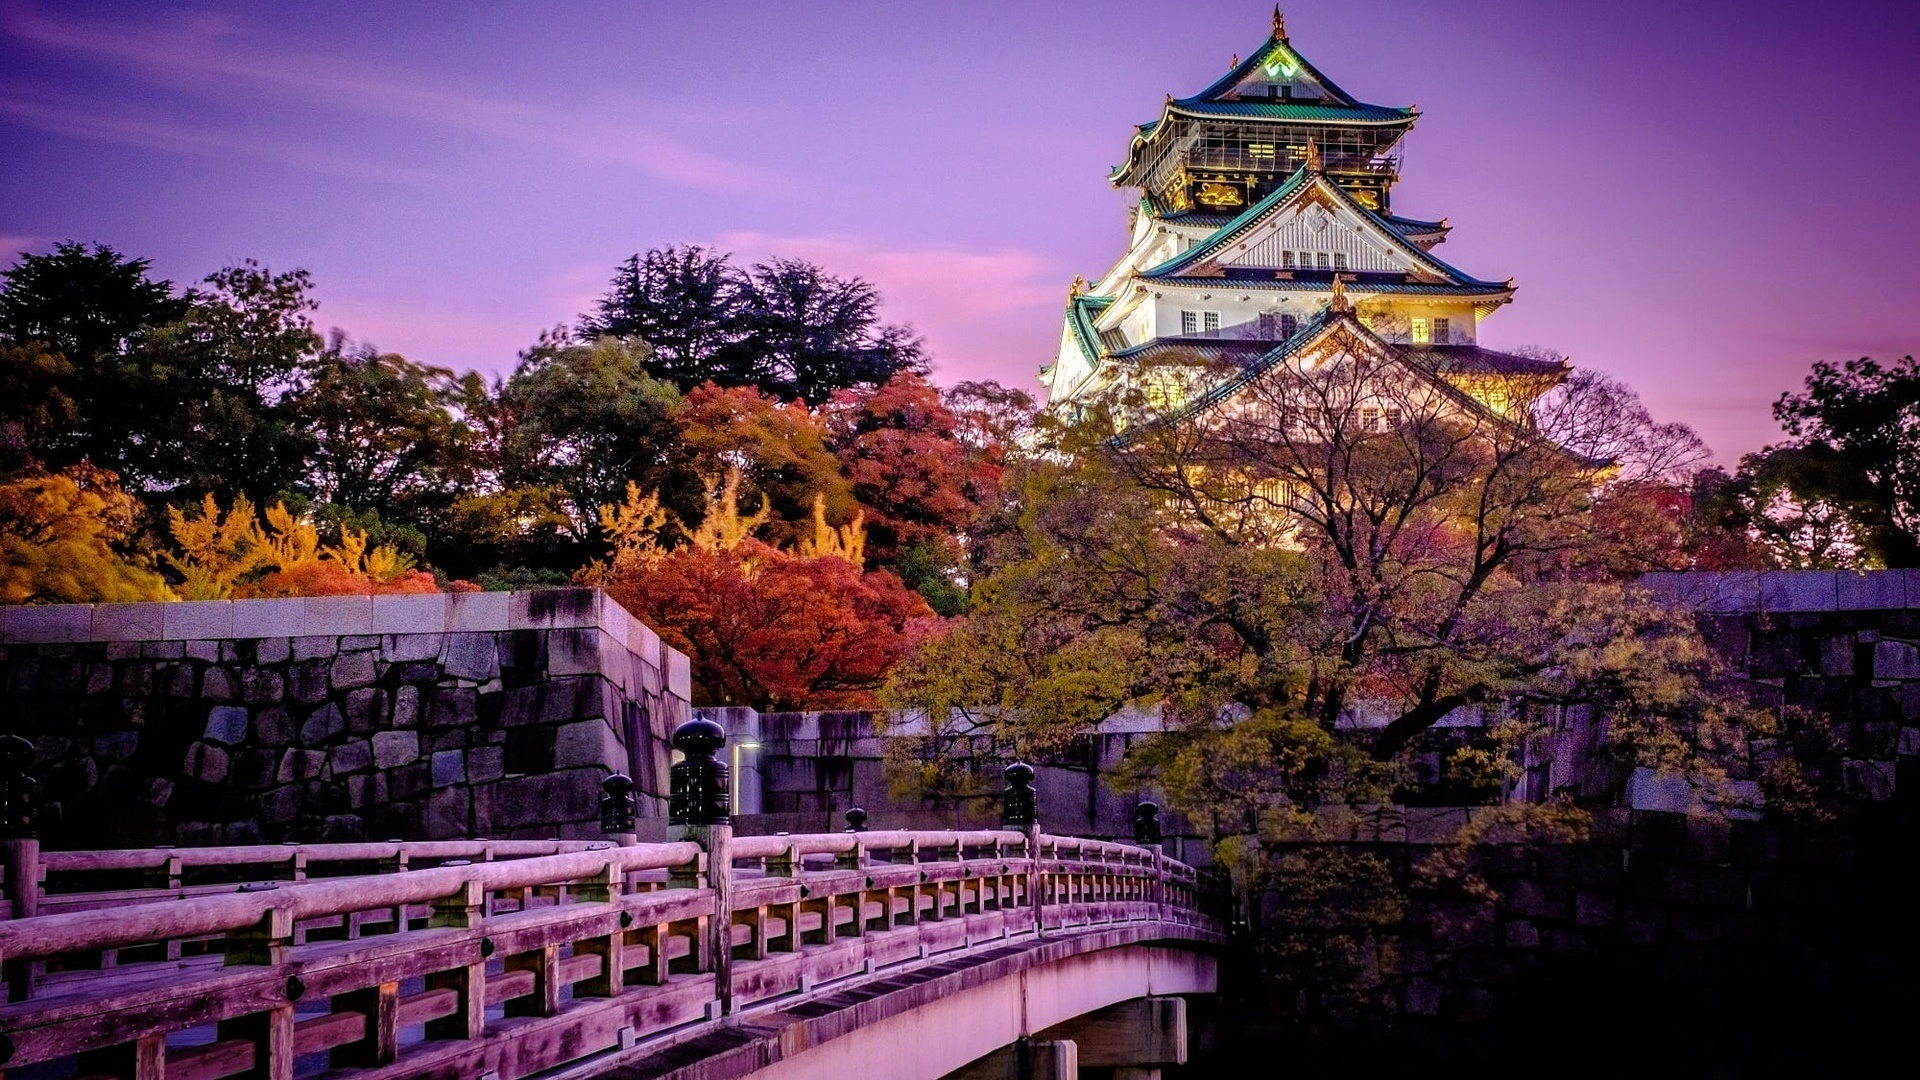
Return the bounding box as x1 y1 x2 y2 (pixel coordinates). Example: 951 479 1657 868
844 807 868 832
671 718 727 757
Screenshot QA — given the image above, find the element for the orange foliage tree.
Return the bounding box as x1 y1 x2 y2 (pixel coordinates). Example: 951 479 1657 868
824 372 997 565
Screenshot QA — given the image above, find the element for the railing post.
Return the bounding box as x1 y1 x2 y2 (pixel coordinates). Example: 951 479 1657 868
1001 762 1041 937
1133 801 1166 920
668 718 733 1018
1 732 41 1002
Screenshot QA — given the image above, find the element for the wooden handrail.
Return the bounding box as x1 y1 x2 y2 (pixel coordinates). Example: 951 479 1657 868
0 829 1226 1080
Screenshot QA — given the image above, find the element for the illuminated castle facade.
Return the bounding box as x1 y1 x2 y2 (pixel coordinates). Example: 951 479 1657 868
1042 8 1564 418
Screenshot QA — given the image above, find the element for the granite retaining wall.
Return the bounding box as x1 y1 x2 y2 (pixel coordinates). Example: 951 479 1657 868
0 589 691 848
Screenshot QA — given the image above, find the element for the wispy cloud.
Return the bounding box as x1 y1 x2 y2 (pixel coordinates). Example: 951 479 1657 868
0 91 439 187
716 231 1066 388
0 0 763 193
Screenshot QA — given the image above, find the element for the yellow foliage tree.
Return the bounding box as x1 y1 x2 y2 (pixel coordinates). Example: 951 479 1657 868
165 494 273 600
594 482 670 574
794 494 866 567
683 468 772 553
1 470 172 604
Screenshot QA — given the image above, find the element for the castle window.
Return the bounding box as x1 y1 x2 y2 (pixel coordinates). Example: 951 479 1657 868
1203 311 1221 332
1333 253 1348 270
1433 317 1450 344
1249 142 1275 159
1181 310 1199 335
1281 251 1295 268
1316 253 1330 269
1410 317 1430 344
1281 313 1298 337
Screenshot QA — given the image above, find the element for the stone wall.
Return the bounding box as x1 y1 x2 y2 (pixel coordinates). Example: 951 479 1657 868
0 590 690 848
1225 807 1917 1076
1639 568 1920 803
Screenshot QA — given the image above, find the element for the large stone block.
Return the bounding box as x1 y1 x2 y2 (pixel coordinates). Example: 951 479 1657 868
484 769 605 829
301 703 346 746
183 742 229 784
331 739 374 775
446 590 510 632
1873 640 1920 679
232 599 309 640
553 718 623 769
381 633 442 663
430 749 465 786
427 686 479 729
1837 570 1906 610
1759 571 1837 613
92 602 164 641
547 627 602 677
331 650 378 690
509 588 600 630
371 594 447 636
277 749 326 783
204 705 251 745
372 730 420 769
440 634 500 682
163 601 234 641
303 595 373 637
5 604 93 643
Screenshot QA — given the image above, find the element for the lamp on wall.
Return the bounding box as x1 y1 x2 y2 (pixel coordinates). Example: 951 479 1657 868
730 739 761 816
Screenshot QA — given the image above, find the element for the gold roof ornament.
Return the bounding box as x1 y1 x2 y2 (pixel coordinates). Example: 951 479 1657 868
1069 274 1088 299
1272 5 1287 39
1304 140 1322 173
1229 53 1239 69
1329 273 1351 313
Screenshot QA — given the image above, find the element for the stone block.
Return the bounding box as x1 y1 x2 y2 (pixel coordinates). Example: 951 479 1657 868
5 604 93 643
346 771 386 808
1503 879 1570 921
485 768 603 829
547 627 601 677
255 637 291 664
96 730 139 760
162 600 234 641
381 633 442 662
1502 920 1540 948
372 730 420 769
92 602 165 641
626 612 660 658
301 703 346 746
331 739 373 775
1899 727 1920 756
440 634 500 682
393 685 420 727
1873 640 1920 679
331 650 378 690
431 749 465 786
1405 978 1443 1016
467 745 504 784
204 705 251 745
505 726 556 773
1759 571 1836 613
231 598 309 639
424 787 470 838
446 589 510 632
427 686 479 728
232 748 278 789
666 647 691 700
1842 758 1895 800
509 588 600 630
1837 570 1906 610
372 594 448 635
277 748 326 783
291 636 337 661
303 595 373 637
344 687 386 733
553 718 623 770
184 639 219 663
321 815 364 843
388 762 432 801
253 706 294 745
1818 635 1855 676
290 660 330 704
183 742 229 783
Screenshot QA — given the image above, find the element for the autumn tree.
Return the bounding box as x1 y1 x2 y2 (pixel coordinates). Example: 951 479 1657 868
673 382 855 549
0 465 171 604
824 372 995 566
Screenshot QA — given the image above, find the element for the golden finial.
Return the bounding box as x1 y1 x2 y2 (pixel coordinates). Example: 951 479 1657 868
1069 274 1088 299
1272 5 1287 39
1229 53 1239 69
1329 273 1350 313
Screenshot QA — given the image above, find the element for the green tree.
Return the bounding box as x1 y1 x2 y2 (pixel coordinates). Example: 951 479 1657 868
496 335 682 543
1766 355 1920 567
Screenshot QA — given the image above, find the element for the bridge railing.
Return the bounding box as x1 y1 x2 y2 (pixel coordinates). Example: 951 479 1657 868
0 723 1225 1080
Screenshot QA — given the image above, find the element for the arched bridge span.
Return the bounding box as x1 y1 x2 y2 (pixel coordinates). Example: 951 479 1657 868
0 827 1224 1080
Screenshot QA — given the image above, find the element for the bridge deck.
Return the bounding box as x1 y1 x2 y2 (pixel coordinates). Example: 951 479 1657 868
0 831 1224 1080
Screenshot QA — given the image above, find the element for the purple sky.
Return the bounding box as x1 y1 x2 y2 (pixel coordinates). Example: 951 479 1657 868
4 0 1917 461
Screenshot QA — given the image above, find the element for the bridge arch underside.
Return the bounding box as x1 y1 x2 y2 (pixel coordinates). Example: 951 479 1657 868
604 926 1218 1080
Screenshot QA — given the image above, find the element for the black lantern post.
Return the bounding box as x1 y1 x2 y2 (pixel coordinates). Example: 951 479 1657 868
668 718 730 826
1000 762 1037 829
1132 801 1162 846
844 807 868 833
599 773 638 842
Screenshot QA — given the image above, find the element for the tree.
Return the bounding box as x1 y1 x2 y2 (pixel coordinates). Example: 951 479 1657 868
735 258 926 404
577 248 925 404
0 465 171 604
673 382 855 549
280 332 484 531
577 247 750 390
0 243 189 476
887 343 1738 781
1767 355 1920 567
824 372 993 567
495 335 682 540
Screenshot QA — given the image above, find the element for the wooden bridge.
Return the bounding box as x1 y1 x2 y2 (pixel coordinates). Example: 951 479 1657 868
0 729 1227 1080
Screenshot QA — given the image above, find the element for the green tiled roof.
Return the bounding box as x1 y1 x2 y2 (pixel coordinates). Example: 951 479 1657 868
1167 99 1415 125
1137 166 1505 291
1066 294 1115 364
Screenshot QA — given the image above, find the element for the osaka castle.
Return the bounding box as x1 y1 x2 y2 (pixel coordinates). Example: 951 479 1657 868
1041 8 1566 419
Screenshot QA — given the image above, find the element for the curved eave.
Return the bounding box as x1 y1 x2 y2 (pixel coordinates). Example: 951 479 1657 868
1066 294 1116 365
1111 99 1416 188
1137 167 1505 291
1142 277 1516 299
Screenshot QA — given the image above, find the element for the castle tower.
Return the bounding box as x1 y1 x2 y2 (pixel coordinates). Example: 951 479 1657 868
1043 8 1563 420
